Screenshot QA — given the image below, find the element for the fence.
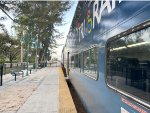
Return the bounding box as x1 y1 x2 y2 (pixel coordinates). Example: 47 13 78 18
3 63 26 75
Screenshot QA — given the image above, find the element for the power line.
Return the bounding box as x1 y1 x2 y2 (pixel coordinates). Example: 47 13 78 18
0 6 15 22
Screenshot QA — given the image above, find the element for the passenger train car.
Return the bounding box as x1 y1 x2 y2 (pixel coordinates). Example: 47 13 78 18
62 1 150 113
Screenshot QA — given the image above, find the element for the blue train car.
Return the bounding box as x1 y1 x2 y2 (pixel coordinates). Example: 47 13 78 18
62 1 150 113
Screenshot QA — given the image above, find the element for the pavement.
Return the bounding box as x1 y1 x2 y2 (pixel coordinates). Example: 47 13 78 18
0 66 59 113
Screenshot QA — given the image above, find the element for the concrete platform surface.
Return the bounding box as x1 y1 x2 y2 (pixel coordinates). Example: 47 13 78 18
17 67 59 113
0 65 77 113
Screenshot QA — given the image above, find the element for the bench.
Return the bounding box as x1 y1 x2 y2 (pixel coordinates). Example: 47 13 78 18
11 70 24 81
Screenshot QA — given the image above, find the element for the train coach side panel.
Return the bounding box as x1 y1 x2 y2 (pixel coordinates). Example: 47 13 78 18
64 1 150 113
69 48 118 113
69 47 149 113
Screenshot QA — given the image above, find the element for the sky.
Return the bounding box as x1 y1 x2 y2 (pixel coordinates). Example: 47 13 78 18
0 1 78 60
0 10 14 35
52 1 78 60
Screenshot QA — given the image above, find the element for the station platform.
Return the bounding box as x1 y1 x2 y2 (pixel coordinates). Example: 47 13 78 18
0 64 77 113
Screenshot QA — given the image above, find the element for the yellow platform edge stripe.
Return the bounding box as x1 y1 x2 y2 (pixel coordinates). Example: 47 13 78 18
59 67 77 113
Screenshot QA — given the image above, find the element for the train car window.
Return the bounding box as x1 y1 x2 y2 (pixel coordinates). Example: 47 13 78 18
78 53 81 69
71 56 74 68
71 54 81 72
83 47 98 79
83 50 90 72
74 54 79 68
106 26 150 103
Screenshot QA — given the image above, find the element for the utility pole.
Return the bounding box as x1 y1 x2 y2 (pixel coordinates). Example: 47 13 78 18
26 33 30 76
46 49 48 67
20 32 24 64
35 36 38 71
21 44 23 63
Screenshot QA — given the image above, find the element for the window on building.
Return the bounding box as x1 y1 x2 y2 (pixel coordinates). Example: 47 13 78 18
106 26 150 103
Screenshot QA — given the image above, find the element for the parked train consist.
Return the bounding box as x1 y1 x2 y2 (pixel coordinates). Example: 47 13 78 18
62 1 150 113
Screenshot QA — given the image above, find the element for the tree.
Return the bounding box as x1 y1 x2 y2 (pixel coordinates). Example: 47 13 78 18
0 34 8 63
0 1 72 65
13 1 71 64
0 32 20 66
0 1 21 65
5 38 20 68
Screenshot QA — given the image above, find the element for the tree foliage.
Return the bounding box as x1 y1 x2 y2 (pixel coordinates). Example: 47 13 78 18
14 1 71 62
0 1 72 64
0 33 19 64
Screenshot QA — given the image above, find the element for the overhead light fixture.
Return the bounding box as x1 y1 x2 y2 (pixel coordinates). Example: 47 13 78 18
110 41 150 51
127 41 149 47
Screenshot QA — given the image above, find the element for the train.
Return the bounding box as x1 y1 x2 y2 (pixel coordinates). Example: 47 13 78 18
61 1 150 113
